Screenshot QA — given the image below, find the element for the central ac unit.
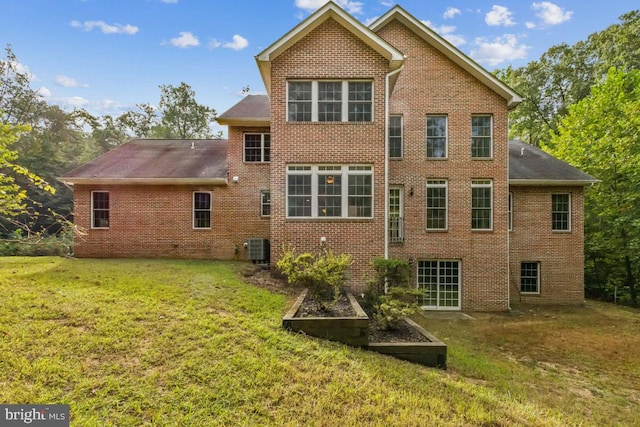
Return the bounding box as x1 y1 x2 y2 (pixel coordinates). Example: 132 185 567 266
246 238 270 263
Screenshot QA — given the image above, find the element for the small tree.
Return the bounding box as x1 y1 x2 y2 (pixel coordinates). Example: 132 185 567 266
276 246 353 311
365 258 422 331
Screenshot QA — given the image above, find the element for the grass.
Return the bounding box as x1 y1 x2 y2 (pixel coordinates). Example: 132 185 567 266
0 257 638 426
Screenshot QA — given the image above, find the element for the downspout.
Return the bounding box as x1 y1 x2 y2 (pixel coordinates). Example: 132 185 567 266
384 65 404 262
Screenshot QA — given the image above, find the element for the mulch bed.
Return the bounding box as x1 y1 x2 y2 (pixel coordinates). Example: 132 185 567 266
368 317 430 343
296 293 355 317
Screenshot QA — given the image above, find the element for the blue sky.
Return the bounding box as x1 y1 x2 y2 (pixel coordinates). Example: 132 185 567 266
0 0 635 129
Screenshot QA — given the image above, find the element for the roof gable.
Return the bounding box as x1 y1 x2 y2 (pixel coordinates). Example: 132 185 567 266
370 5 522 109
255 1 405 95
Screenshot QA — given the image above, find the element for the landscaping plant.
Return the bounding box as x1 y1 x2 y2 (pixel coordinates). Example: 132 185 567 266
276 246 353 311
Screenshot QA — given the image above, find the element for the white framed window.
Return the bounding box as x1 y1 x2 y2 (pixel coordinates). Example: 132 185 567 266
389 115 403 159
244 133 270 162
91 191 110 229
417 260 461 309
193 191 212 229
261 191 271 217
389 186 404 243
426 115 447 158
471 179 493 230
508 192 513 231
286 165 373 218
287 81 373 122
471 115 492 158
552 193 571 231
426 180 447 230
520 262 540 294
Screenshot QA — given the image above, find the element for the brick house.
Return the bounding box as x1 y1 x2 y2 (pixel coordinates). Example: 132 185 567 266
61 3 597 311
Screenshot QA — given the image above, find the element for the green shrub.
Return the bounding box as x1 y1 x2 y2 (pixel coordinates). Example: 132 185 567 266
366 257 422 330
276 246 353 311
0 231 73 257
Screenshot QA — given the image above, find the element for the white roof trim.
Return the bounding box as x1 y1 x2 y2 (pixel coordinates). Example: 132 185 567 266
255 1 405 95
58 178 228 186
509 179 599 187
369 6 522 109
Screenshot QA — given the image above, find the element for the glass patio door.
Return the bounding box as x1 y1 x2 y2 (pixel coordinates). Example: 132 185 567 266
417 260 461 310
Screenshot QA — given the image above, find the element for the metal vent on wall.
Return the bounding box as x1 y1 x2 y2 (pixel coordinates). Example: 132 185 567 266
246 239 270 263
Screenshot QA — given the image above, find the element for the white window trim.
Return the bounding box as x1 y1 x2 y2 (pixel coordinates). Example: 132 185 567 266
520 261 541 294
426 115 448 159
261 190 271 218
287 80 374 122
508 192 513 231
471 115 493 159
243 133 270 163
426 179 448 231
286 165 374 219
471 179 493 231
193 191 212 230
91 190 109 229
417 259 462 310
552 193 572 232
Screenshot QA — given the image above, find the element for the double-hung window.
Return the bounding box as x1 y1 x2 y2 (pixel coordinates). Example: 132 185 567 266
91 191 110 229
471 115 492 158
471 179 493 230
426 115 447 158
286 165 373 218
261 191 271 217
389 115 403 159
287 81 372 122
193 192 212 229
521 262 540 294
508 192 513 231
552 193 570 231
244 133 270 162
426 180 447 230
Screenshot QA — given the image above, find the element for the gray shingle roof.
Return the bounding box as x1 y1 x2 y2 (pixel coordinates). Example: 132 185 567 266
60 139 228 185
217 95 270 124
509 140 598 185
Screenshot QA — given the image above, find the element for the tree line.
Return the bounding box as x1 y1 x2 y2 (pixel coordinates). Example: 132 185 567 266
1 10 639 304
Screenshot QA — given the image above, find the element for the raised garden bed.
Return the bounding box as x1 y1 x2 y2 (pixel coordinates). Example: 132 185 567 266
367 318 447 369
282 289 369 347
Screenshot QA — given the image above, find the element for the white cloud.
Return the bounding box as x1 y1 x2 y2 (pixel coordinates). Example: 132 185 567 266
223 34 249 51
471 34 529 66
525 21 537 29
208 39 222 49
294 0 364 15
160 0 178 3
168 31 200 48
55 75 88 88
36 86 51 98
444 34 467 47
70 20 138 35
53 96 129 115
421 20 466 46
1 60 37 81
443 7 461 19
532 2 573 25
485 5 515 27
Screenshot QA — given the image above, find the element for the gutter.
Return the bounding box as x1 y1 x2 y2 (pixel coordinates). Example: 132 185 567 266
56 177 229 186
384 64 404 262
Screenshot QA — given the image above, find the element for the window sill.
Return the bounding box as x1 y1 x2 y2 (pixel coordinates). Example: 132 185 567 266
425 157 448 161
471 157 494 161
552 230 572 234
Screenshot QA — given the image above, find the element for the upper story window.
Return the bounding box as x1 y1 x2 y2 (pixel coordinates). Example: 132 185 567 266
261 191 271 217
193 192 212 229
426 115 447 158
508 192 513 231
426 180 448 230
244 133 270 162
287 81 373 122
471 179 493 230
91 191 109 229
286 165 373 219
471 115 492 158
552 193 571 231
389 115 403 159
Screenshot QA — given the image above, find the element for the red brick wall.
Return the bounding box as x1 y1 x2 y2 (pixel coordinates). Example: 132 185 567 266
509 186 585 305
268 17 390 287
377 20 510 311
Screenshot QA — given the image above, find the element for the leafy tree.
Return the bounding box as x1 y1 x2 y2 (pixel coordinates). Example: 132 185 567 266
156 82 219 139
547 68 640 305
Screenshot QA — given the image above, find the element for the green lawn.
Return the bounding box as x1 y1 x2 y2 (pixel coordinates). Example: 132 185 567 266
1 257 638 426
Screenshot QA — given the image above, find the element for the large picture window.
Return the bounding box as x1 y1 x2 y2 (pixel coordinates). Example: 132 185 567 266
193 192 212 229
244 133 270 162
471 179 493 230
471 115 492 158
286 165 373 218
426 180 447 230
426 115 447 158
91 191 109 229
287 81 372 122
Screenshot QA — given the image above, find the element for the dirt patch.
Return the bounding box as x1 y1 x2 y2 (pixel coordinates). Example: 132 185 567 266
368 317 430 343
296 293 355 317
239 265 298 296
